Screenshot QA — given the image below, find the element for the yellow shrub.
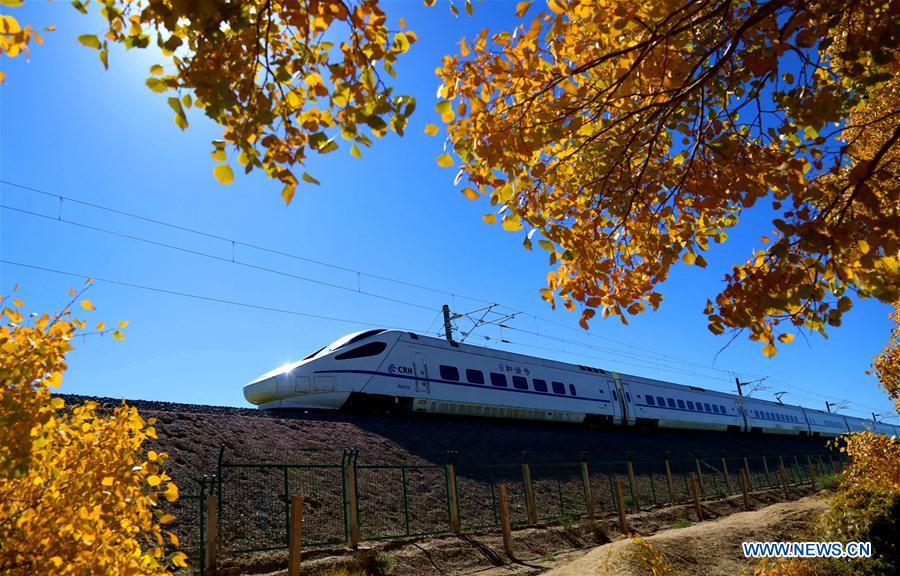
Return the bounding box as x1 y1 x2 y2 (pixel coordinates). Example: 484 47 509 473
0 290 184 575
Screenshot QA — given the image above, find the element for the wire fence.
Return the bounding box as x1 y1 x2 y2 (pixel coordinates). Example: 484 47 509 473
184 446 844 572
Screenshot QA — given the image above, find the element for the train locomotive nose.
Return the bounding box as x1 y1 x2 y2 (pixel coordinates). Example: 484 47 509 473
243 375 281 405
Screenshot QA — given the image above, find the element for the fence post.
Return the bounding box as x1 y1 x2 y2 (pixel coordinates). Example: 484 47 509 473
580 453 595 520
497 484 515 559
742 451 752 490
664 451 676 506
779 464 789 499
626 452 640 513
289 496 303 576
739 469 750 510
688 472 703 521
343 450 361 548
446 453 461 534
205 494 217 574
779 455 787 484
762 451 772 488
613 477 629 535
694 452 705 497
521 452 538 526
807 460 817 492
793 455 802 483
720 451 732 496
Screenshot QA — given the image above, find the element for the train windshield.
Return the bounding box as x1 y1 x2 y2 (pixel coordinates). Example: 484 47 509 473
325 330 387 353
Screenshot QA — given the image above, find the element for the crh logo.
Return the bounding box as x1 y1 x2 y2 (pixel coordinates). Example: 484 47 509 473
388 364 414 375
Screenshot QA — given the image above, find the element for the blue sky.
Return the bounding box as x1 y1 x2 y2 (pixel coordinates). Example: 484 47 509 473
1 1 895 421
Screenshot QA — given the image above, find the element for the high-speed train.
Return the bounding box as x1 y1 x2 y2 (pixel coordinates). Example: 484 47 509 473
244 329 898 437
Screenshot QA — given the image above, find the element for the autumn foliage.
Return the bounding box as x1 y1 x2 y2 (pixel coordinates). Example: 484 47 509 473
436 0 899 353
871 301 900 414
0 289 184 575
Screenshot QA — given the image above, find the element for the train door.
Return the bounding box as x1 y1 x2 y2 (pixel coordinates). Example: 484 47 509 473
412 351 430 394
607 379 625 424
617 376 637 426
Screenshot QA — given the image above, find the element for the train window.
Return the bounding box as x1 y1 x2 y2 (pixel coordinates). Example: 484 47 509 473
333 341 387 360
677 400 685 409
704 403 711 412
687 400 694 410
625 392 632 402
656 396 665 406
753 410 759 417
466 369 484 384
612 390 618 401
439 365 460 381
512 376 528 390
551 381 566 394
490 373 508 388
533 379 548 392
711 405 719 413
667 398 676 408
569 384 577 396
647 396 655 406
720 405 727 413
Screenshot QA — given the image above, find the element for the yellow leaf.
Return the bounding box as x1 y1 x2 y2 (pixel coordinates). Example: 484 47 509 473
147 475 161 487
96 322 105 331
282 184 296 204
13 298 23 307
150 64 163 76
682 252 696 265
302 172 321 185
762 343 777 358
112 330 125 341
502 214 523 231
81 299 95 311
437 153 454 167
163 482 179 502
424 123 440 136
102 476 114 486
515 1 531 17
435 100 454 121
118 320 129 329
483 213 497 224
160 513 176 524
350 144 363 159
50 557 63 568
858 240 870 254
148 450 158 461
461 187 479 200
213 164 234 185
77 34 101 49
172 552 188 567
305 73 323 87
777 333 795 343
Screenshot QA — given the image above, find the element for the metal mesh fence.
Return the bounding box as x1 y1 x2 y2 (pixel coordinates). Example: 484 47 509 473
189 448 838 573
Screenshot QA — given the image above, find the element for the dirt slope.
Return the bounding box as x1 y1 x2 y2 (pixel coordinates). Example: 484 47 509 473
543 495 829 576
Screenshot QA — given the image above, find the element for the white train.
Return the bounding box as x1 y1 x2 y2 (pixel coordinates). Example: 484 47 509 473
244 329 898 437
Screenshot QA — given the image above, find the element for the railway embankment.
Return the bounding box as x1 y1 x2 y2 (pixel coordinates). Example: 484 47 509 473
59 394 838 574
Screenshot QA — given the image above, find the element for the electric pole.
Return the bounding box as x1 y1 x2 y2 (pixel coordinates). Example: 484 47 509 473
442 304 454 343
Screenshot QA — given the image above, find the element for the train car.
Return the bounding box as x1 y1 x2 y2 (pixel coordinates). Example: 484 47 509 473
245 329 620 424
872 420 897 436
244 328 891 439
622 374 743 432
843 414 872 433
800 407 848 437
742 398 808 435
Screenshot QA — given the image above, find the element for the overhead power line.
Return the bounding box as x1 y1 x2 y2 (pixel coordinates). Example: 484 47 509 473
0 259 423 332
1 180 890 415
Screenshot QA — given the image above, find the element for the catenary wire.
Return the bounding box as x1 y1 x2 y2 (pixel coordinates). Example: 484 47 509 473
0 259 426 333
1 182 890 414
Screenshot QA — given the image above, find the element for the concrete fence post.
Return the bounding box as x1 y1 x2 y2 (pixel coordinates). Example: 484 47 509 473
688 472 703 521
521 452 538 526
664 451 677 506
205 494 217 574
497 484 515 559
613 477 629 535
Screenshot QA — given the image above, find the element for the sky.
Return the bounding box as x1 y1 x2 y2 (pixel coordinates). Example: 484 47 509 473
0 1 896 421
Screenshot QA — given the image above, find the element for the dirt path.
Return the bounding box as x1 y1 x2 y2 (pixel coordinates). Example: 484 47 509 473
540 494 829 576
